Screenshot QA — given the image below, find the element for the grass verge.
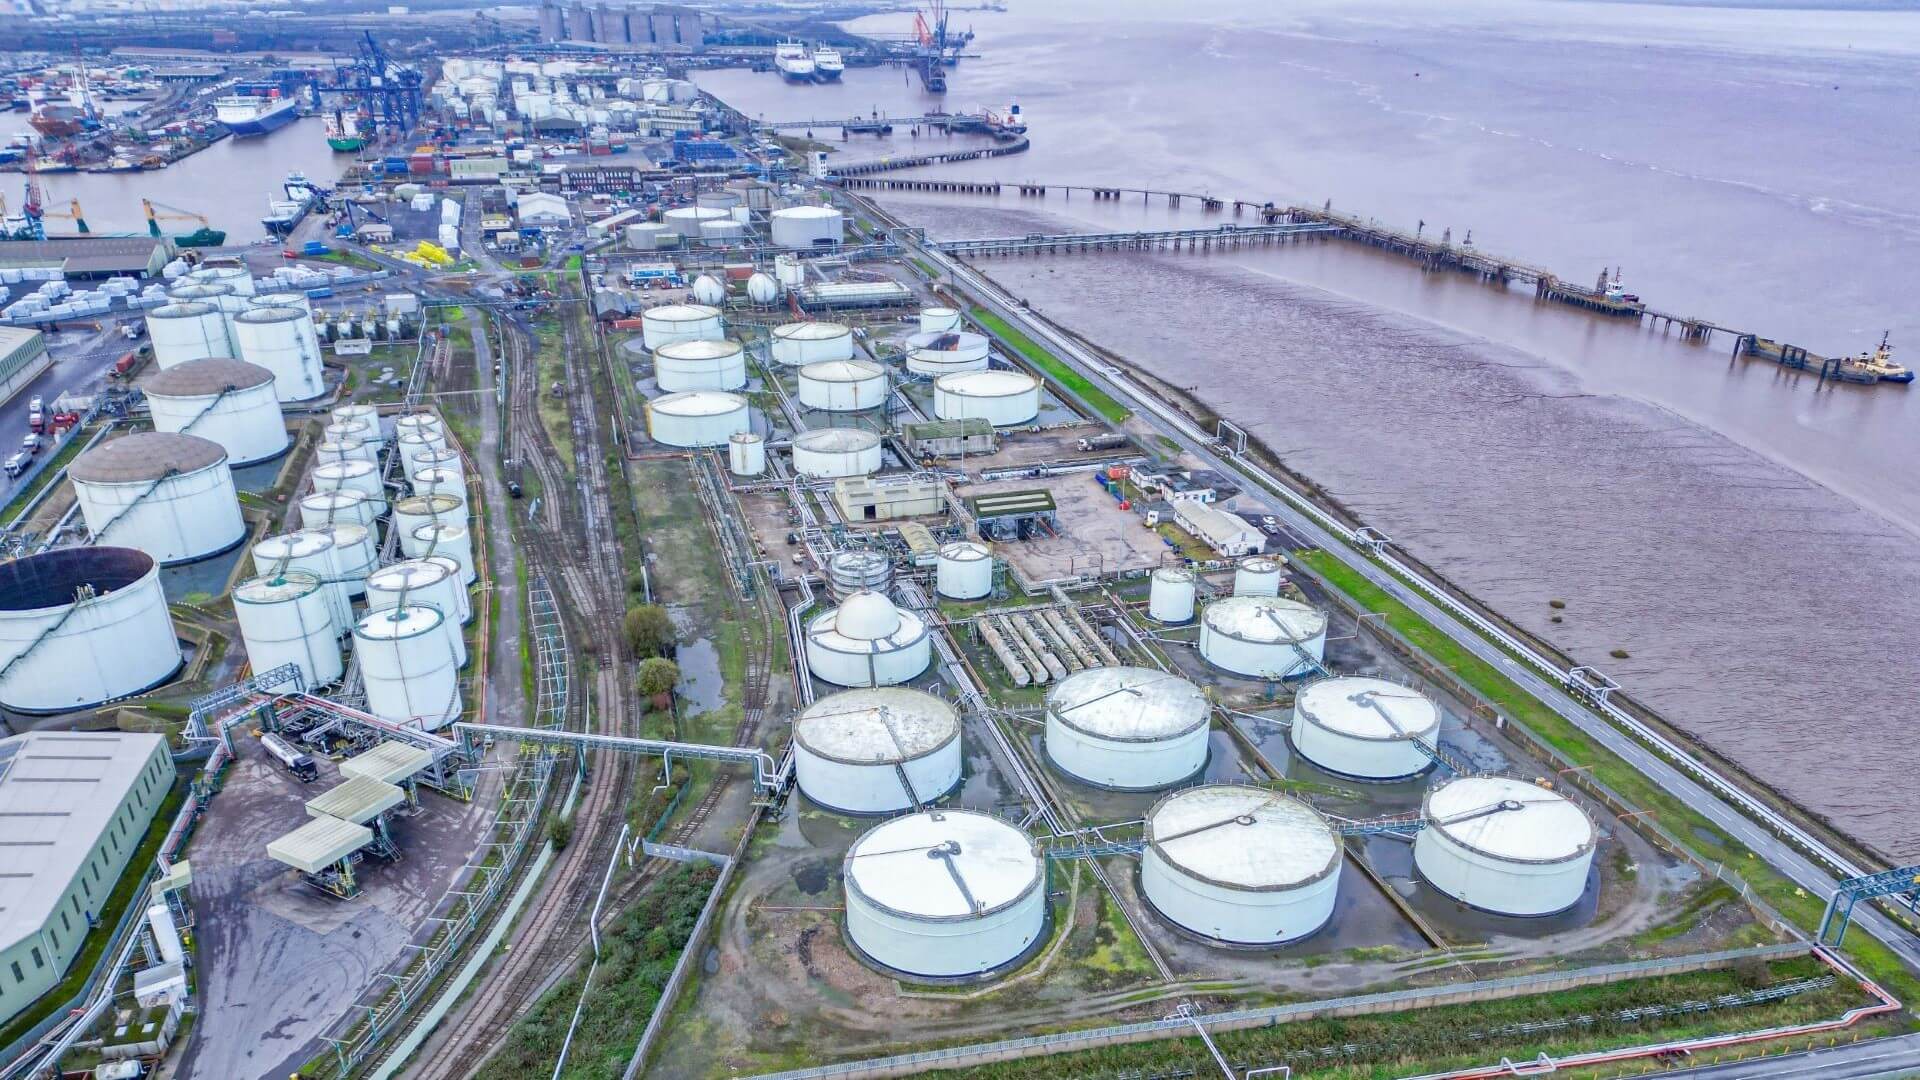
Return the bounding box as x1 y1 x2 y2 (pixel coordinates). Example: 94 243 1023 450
970 307 1132 424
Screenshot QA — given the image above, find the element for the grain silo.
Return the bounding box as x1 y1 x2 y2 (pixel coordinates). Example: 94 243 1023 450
1142 786 1342 945
790 427 883 478
365 560 467 667
1045 667 1210 789
770 205 844 247
640 303 723 351
253 530 351 630
934 541 992 600
843 810 1045 978
1290 677 1441 781
771 321 853 366
142 357 287 466
727 432 766 476
797 359 888 411
145 302 229 369
232 306 325 402
653 338 746 392
1414 776 1596 916
645 390 750 448
804 589 930 687
794 687 962 813
232 570 343 689
1147 566 1196 623
71 433 244 565
905 331 990 376
1198 596 1327 679
934 370 1040 426
352 605 463 731
1233 556 1283 597
0 548 181 713
310 458 388 516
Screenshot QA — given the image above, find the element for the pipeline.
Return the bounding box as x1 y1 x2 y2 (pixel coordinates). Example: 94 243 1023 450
993 614 1051 685
1011 614 1069 682
1041 608 1100 670
976 616 1031 688
1069 606 1124 666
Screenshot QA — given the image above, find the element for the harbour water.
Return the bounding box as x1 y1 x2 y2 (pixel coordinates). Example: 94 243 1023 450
701 0 1920 861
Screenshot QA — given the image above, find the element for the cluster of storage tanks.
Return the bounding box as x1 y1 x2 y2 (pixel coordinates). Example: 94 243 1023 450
148 269 327 403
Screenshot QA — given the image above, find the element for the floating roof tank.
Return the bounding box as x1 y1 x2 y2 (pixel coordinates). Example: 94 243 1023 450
1414 776 1596 916
804 589 930 687
794 687 962 814
1142 786 1341 945
790 427 882 478
771 321 853 366
653 338 746 392
141 357 286 467
1290 677 1441 781
1045 667 1210 790
1198 595 1327 679
71 433 244 565
0 548 181 713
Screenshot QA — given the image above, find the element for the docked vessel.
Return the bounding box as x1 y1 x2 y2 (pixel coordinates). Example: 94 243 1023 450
813 48 846 82
261 171 325 236
215 94 300 137
983 102 1027 137
28 101 91 138
1857 334 1912 384
324 110 365 152
774 42 816 83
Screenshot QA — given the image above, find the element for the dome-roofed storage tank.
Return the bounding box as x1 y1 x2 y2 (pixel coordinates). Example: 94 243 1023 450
794 687 963 814
771 321 853 366
232 306 325 402
935 541 992 600
142 357 286 466
1147 566 1196 624
317 522 377 599
905 331 990 376
253 530 351 630
645 390 750 448
1199 595 1327 679
353 604 463 731
145 302 229 369
407 521 475 585
310 458 387 516
934 370 1040 426
690 273 727 304
790 427 882 478
826 548 894 600
797 359 888 412
640 303 723 351
365 560 467 667
653 338 746 392
770 204 845 247
71 433 244 565
919 307 962 333
804 589 930 687
727 432 766 476
1233 555 1283 597
0 548 182 713
1415 776 1596 916
299 489 376 530
1290 677 1441 781
843 810 1045 978
233 569 342 690
1142 786 1342 945
1046 667 1210 789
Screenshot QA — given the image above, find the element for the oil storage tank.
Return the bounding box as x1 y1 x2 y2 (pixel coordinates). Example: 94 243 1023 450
934 370 1040 426
790 427 882 478
727 432 766 476
299 489 376 530
407 521 475 585
1414 776 1596 916
233 569 343 689
797 359 887 411
0 548 181 713
1198 595 1327 679
1233 556 1283 597
392 492 467 538
1045 667 1210 790
365 560 467 667
331 403 382 445
804 589 930 687
640 303 722 351
645 390 750 448
826 548 893 600
142 357 287 466
661 205 727 239
317 522 378 599
316 435 375 467
146 302 230 369
408 447 463 486
411 466 465 498
905 331 989 376
189 262 256 297
770 205 845 247
311 458 388 515
934 541 992 600
1148 566 1196 624
1290 677 1441 781
233 306 325 402
842 810 1045 978
353 604 463 730
253 530 351 630
71 433 244 565
1141 786 1341 945
794 687 962 814
919 307 962 333
392 411 448 452
772 321 853 366
653 338 746 392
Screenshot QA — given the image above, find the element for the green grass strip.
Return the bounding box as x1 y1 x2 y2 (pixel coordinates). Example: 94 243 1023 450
970 307 1132 424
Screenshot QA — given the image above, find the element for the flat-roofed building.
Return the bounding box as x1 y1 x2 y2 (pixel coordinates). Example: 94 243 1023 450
0 236 169 279
0 327 50 408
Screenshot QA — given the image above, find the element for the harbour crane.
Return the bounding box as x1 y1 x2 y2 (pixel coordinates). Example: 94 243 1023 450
142 199 226 248
315 31 423 139
42 198 89 234
912 1 950 93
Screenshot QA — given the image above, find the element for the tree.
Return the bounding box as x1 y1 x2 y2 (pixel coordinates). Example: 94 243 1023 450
623 604 676 659
636 657 680 710
549 814 573 851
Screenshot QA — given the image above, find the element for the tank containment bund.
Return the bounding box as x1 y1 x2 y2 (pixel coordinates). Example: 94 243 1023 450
299 489 376 530
146 302 230 369
770 205 845 248
827 548 894 600
1045 667 1210 790
1147 566 1196 624
365 560 467 667
640 303 723 351
408 521 476 586
142 357 287 466
353 604 463 731
1199 595 1328 679
771 321 854 366
233 569 343 689
804 589 931 687
645 390 750 448
790 427 883 478
842 810 1044 978
935 541 992 600
794 687 963 814
1142 785 1341 945
934 370 1040 426
1233 555 1283 597
71 433 244 565
1290 676 1441 781
919 307 962 333
253 530 351 630
905 331 990 376
232 306 325 402
1414 775 1596 917
311 458 388 515
727 432 766 476
653 338 746 392
0 548 182 713
797 359 888 412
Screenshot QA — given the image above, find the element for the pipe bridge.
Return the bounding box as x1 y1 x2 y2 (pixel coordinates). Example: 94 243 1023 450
453 722 791 792
930 222 1337 257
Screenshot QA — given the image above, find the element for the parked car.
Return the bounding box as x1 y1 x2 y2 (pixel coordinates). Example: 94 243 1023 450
20 432 39 455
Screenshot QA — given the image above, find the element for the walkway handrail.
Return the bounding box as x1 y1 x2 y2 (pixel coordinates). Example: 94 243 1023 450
453 722 785 791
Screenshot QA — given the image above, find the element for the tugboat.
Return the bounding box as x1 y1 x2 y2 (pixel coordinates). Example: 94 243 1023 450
1855 333 1913 384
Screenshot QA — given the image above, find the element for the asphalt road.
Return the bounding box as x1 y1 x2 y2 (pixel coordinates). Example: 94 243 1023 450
0 321 133 506
1663 1032 1920 1077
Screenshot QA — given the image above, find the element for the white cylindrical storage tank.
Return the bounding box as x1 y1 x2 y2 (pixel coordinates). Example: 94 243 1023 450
316 436 376 466
1290 677 1441 781
771 321 853 366
146 302 229 369
661 205 726 238
790 427 882 478
794 687 962 814
0 548 182 713
323 420 374 447
645 390 749 448
919 307 962 334
310 458 388 515
353 605 463 730
1141 786 1341 945
249 290 311 315
698 219 746 247
393 411 448 452
318 523 378 601
826 548 894 600
695 190 741 212
392 492 467 539
625 221 674 249
797 359 887 412
190 262 256 297
1233 555 1283 597
905 331 990 376
1147 567 1196 624
71 433 244 565
1415 776 1597 917
142 357 287 466
1198 596 1329 680
331 403 382 444
653 338 746 392
408 522 475 586
804 589 930 687
422 555 473 623
409 447 464 488
934 371 1040 426
252 530 350 630
934 542 992 600
727 432 766 476
843 810 1044 979
641 303 723 351
233 306 325 402
411 466 465 498
233 570 343 689
1045 667 1210 790
299 489 376 530
365 560 467 667
770 205 844 247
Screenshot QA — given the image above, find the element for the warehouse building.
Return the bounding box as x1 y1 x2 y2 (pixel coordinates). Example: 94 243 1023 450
833 475 944 522
0 731 173 1028
0 327 49 409
0 237 170 280
1174 501 1265 558
901 417 995 460
515 192 573 229
539 1 707 49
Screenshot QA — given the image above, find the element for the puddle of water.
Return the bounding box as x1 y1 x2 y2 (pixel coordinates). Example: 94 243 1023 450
1363 834 1603 940
674 636 725 718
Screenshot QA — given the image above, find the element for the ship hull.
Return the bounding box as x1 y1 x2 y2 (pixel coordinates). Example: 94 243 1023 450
28 116 83 137
224 103 300 137
328 137 366 152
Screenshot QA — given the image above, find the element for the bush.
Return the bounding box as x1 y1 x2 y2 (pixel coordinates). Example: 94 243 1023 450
636 656 680 700
623 604 676 659
549 814 573 851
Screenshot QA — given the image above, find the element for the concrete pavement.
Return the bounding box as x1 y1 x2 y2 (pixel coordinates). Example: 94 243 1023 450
1662 1031 1920 1078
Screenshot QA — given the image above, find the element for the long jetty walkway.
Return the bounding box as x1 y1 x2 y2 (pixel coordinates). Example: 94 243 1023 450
930 222 1338 256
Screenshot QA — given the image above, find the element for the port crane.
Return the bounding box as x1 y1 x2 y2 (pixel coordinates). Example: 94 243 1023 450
43 198 88 234
142 199 225 247
912 0 950 93
315 31 423 139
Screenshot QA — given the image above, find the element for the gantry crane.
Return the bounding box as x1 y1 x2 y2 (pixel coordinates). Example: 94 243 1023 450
315 31 423 139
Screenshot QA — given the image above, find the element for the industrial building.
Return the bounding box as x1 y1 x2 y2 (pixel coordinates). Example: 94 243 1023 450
1173 501 1264 558
559 164 644 195
538 1 707 49
833 475 944 522
0 731 173 1029
515 192 573 229
966 489 1057 539
901 417 995 459
0 237 170 280
0 327 49 408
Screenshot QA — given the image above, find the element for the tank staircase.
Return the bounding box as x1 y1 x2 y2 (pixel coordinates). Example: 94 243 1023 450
1343 684 1472 775
173 382 247 438
84 467 182 545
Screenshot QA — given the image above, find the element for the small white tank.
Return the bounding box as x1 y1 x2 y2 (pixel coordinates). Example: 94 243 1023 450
365 560 467 667
392 492 467 539
690 274 726 305
409 447 464 487
794 687 963 814
771 321 853 366
640 303 723 351
790 427 883 478
918 307 962 333
646 391 750 448
1142 786 1342 945
252 531 350 631
71 433 245 565
299 489 376 530
311 458 387 515
392 411 448 451
315 436 376 466
233 570 343 689
797 359 888 412
1290 677 1441 781
1233 555 1283 597
1415 776 1597 917
0 548 182 713
727 432 766 476
410 466 465 498
316 522 378 600
396 432 445 482
653 338 746 392
408 521 475 585
422 555 472 622
331 403 382 444
934 541 992 600
353 604 463 731
1199 596 1328 680
323 419 374 446
1147 566 1196 624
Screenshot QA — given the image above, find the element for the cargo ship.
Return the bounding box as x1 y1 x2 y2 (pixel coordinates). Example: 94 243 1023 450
215 93 300 136
774 42 816 83
28 100 93 138
324 110 365 152
813 48 845 82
